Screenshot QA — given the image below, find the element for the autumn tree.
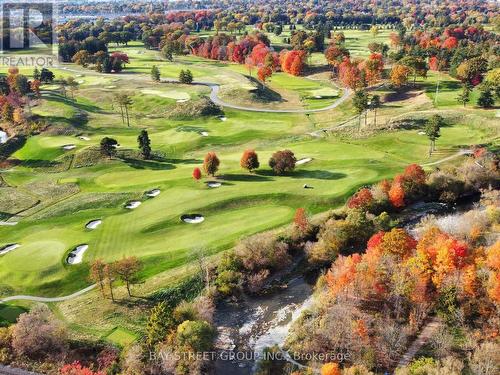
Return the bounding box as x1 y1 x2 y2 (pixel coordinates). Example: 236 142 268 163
137 129 151 159
425 115 443 156
269 150 296 175
60 361 104 375
325 45 350 74
389 176 405 208
105 263 116 302
321 362 341 375
1 102 13 123
89 259 107 297
390 64 411 88
240 149 260 172
257 66 273 84
203 152 220 176
12 305 67 358
114 256 143 297
192 167 202 181
348 188 374 210
293 208 310 234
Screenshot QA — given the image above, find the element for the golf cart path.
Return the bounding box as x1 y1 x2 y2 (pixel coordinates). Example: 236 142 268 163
422 149 473 166
58 65 350 113
0 283 97 304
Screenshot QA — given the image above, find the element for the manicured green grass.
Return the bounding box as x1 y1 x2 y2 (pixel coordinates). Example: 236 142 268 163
342 29 393 58
0 41 496 301
104 327 139 346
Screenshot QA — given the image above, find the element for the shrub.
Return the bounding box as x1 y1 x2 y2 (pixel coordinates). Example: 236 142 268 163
203 152 220 176
11 304 67 359
176 320 215 352
167 98 222 119
235 232 290 272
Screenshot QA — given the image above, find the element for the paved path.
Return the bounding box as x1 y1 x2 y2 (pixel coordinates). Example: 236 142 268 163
396 317 442 368
58 65 351 114
422 149 472 166
0 283 97 304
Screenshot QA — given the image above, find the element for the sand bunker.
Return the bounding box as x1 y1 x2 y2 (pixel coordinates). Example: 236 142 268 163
86 219 102 230
296 157 313 165
67 244 88 265
181 214 205 224
125 201 141 209
79 136 90 141
177 99 190 103
146 189 161 197
219 116 227 122
0 243 20 256
206 181 222 188
200 131 209 137
0 221 18 226
77 80 85 84
62 144 76 151
314 95 323 99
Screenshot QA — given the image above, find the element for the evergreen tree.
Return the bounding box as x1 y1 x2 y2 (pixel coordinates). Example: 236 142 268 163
477 87 494 108
33 67 41 81
146 302 173 348
1 102 13 123
151 65 160 82
138 130 152 159
456 84 471 107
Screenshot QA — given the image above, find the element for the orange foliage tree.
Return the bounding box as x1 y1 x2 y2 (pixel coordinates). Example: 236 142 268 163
347 188 373 210
390 64 411 88
388 175 405 208
321 362 341 375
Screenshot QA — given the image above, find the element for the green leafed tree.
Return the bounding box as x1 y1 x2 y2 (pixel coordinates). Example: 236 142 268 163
424 115 443 157
456 84 471 107
100 137 118 158
477 87 494 108
151 65 160 82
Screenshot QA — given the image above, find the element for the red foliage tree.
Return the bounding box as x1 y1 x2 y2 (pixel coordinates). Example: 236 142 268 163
257 66 273 83
192 167 202 181
203 152 220 176
339 58 363 90
388 176 405 208
347 188 374 210
60 362 103 375
442 36 458 49
240 149 260 172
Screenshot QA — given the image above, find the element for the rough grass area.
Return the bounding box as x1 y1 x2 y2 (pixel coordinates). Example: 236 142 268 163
0 304 27 326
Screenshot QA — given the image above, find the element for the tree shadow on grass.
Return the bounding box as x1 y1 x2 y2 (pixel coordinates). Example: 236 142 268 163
19 159 61 168
164 158 203 165
291 170 347 180
220 173 274 182
256 169 346 180
122 158 175 170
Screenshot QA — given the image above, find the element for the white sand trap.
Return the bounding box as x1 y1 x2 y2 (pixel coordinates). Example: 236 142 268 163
314 95 323 99
418 131 426 135
0 244 20 256
67 244 88 265
86 220 102 230
296 157 313 165
79 136 90 141
0 221 18 226
219 116 227 122
62 144 76 150
77 80 85 84
125 201 141 209
181 214 205 224
76 74 83 77
206 181 222 188
146 189 161 197
177 99 190 103
200 131 209 137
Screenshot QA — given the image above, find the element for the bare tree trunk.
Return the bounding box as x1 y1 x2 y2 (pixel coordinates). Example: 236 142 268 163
108 279 115 301
125 105 130 127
